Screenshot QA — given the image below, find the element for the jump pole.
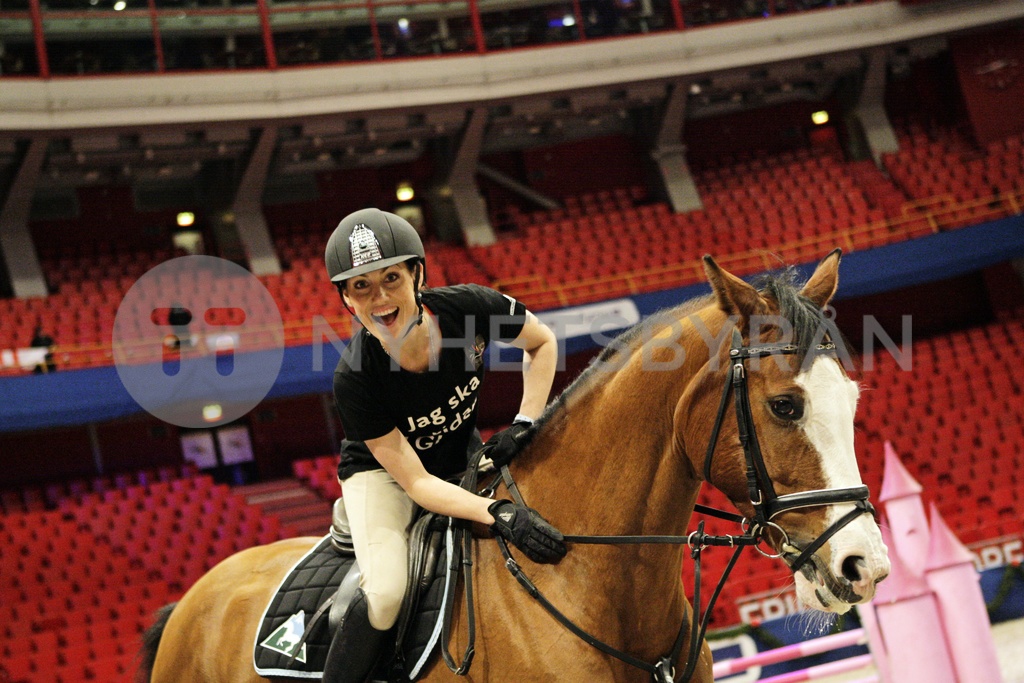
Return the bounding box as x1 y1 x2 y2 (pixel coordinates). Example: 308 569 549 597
712 628 867 679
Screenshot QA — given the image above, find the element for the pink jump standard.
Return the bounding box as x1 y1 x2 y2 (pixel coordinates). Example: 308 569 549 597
859 441 1003 683
925 503 1004 683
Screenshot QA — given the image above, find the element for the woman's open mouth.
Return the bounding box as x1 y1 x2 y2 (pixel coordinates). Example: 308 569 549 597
372 307 400 328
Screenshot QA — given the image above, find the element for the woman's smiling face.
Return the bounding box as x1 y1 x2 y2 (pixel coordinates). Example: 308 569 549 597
343 263 418 343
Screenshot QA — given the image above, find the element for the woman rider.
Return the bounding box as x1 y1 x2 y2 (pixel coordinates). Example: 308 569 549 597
322 208 567 681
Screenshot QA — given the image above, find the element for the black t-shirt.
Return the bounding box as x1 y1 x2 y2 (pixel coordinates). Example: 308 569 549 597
334 284 527 481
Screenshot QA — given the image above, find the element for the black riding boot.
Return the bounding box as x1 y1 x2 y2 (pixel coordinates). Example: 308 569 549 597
322 588 387 683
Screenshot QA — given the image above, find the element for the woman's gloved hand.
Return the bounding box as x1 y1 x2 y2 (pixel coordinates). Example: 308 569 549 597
488 499 567 563
482 420 534 468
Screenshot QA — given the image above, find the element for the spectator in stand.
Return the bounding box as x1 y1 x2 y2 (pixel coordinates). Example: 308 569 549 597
168 303 193 350
30 327 57 374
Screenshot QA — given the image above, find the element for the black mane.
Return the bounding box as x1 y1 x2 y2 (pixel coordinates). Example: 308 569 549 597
757 268 836 365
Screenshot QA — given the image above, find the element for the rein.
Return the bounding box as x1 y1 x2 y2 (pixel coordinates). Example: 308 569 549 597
443 328 876 682
493 464 759 683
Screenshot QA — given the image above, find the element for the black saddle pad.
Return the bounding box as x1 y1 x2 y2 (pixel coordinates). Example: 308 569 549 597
252 524 452 681
253 536 355 678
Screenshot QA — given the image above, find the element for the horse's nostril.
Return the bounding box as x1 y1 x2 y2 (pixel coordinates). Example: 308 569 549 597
841 556 867 583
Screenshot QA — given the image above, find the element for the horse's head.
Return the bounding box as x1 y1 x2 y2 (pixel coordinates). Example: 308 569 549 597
679 250 889 614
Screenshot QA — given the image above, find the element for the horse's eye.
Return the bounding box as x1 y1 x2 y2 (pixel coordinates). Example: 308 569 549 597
770 397 802 420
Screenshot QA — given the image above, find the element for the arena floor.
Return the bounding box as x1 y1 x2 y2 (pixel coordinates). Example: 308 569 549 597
994 618 1024 683
809 617 1024 683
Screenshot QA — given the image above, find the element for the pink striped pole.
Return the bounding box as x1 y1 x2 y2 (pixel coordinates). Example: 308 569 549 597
712 628 866 678
757 655 876 683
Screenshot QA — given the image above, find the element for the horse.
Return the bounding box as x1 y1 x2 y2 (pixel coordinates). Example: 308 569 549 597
141 251 890 683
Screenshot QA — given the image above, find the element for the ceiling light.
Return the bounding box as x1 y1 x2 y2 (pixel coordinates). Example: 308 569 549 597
812 110 830 125
113 0 126 9
177 211 196 227
396 181 415 202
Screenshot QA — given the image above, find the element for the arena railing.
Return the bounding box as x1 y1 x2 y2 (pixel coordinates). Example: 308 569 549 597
0 0 880 78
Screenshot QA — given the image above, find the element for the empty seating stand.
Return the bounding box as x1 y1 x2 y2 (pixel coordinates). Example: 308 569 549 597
0 468 296 683
292 454 342 501
855 313 1024 545
883 119 1024 231
5 126 1022 371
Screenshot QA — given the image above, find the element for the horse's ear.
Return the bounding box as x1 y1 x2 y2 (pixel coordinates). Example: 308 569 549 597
800 249 842 309
703 255 769 320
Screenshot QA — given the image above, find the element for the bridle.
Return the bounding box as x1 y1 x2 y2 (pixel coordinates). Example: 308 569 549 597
708 328 875 577
442 326 876 682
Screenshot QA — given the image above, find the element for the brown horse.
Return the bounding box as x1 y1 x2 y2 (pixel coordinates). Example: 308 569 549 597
142 252 889 682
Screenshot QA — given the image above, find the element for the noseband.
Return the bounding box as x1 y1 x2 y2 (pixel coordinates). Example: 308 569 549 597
704 328 875 574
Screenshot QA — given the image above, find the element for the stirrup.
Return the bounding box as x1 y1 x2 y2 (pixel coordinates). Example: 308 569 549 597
330 526 355 555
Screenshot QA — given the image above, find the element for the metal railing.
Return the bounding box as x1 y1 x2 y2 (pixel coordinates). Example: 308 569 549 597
0 0 877 77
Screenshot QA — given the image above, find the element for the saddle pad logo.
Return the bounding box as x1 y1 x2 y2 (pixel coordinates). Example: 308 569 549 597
260 610 308 663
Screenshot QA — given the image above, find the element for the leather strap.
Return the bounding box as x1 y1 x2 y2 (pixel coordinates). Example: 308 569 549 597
286 595 335 664
788 499 875 573
440 451 484 675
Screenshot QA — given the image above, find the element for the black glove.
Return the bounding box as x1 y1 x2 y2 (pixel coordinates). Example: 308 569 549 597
488 499 567 563
483 420 534 468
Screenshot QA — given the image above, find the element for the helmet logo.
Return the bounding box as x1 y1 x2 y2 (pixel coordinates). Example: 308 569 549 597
349 224 383 267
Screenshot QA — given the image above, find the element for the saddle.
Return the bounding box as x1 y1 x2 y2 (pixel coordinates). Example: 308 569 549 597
252 512 450 681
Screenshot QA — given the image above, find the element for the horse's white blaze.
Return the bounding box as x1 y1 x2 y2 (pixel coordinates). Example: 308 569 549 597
793 357 890 612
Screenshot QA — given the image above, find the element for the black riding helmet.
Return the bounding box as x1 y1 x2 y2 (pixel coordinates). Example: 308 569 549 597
325 208 425 282
325 208 427 325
